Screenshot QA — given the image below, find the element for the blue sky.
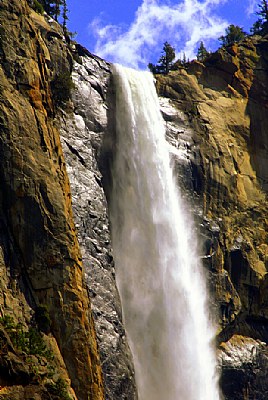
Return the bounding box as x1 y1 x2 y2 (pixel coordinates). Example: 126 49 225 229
66 0 260 69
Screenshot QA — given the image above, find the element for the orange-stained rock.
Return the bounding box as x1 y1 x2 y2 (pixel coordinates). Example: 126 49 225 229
156 33 268 352
156 36 268 399
0 0 104 399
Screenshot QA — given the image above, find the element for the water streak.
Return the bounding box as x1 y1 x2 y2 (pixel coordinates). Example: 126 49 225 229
110 64 219 400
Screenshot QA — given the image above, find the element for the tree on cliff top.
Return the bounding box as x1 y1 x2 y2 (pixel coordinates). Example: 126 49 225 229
40 0 64 21
196 41 209 62
148 41 175 74
29 0 70 36
251 0 268 35
219 24 246 46
158 41 176 74
62 0 69 34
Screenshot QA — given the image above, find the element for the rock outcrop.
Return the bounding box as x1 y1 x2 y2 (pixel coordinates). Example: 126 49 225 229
156 36 268 399
0 1 104 398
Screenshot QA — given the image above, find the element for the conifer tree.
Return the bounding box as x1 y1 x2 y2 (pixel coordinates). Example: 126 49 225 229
148 63 156 74
196 41 209 62
38 0 63 20
62 0 68 34
158 42 176 74
39 0 54 16
251 0 268 35
54 0 62 22
219 24 246 46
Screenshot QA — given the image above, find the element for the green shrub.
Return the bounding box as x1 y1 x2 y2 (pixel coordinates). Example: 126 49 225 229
51 71 75 107
0 315 15 330
0 315 53 359
46 378 72 400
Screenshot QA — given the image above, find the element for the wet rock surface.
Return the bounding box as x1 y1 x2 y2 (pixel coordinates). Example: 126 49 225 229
156 36 268 399
219 335 268 400
59 56 137 400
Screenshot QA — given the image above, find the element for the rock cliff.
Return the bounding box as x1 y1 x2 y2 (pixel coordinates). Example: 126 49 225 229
0 1 268 399
58 53 137 400
156 36 268 399
0 1 103 399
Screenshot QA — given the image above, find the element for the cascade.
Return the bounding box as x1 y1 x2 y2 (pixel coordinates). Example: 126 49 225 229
109 64 220 400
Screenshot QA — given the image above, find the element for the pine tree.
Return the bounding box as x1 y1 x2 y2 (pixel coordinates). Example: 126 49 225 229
62 0 68 34
257 0 268 22
148 63 156 73
219 24 246 46
38 0 63 20
251 0 268 35
196 41 209 62
39 0 54 16
158 42 175 74
54 0 60 21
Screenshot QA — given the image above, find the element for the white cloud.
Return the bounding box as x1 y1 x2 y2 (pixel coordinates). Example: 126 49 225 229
246 0 258 16
90 0 230 69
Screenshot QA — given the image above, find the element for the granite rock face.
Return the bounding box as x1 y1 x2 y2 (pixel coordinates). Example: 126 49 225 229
219 335 268 400
156 36 268 399
0 1 104 399
59 54 137 400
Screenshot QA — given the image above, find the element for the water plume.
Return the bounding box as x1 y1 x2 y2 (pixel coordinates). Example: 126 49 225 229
109 64 220 400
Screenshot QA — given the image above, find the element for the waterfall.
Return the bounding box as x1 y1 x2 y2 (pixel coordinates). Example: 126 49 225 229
109 64 220 400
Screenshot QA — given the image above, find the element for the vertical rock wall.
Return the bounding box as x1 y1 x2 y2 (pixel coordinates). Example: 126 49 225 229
59 52 137 400
156 37 268 399
0 1 104 399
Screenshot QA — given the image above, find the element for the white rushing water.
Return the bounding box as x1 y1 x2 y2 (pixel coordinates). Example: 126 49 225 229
110 64 220 400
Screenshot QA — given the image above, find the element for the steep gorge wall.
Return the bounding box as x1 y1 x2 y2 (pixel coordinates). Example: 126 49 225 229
156 37 268 399
59 53 137 400
0 1 104 399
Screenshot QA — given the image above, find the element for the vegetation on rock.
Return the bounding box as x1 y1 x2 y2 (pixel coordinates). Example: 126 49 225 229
46 378 72 400
32 0 44 14
251 0 268 35
27 0 69 32
0 315 53 360
147 2 267 75
219 24 247 46
196 41 210 62
148 41 175 74
0 314 74 398
51 70 75 107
